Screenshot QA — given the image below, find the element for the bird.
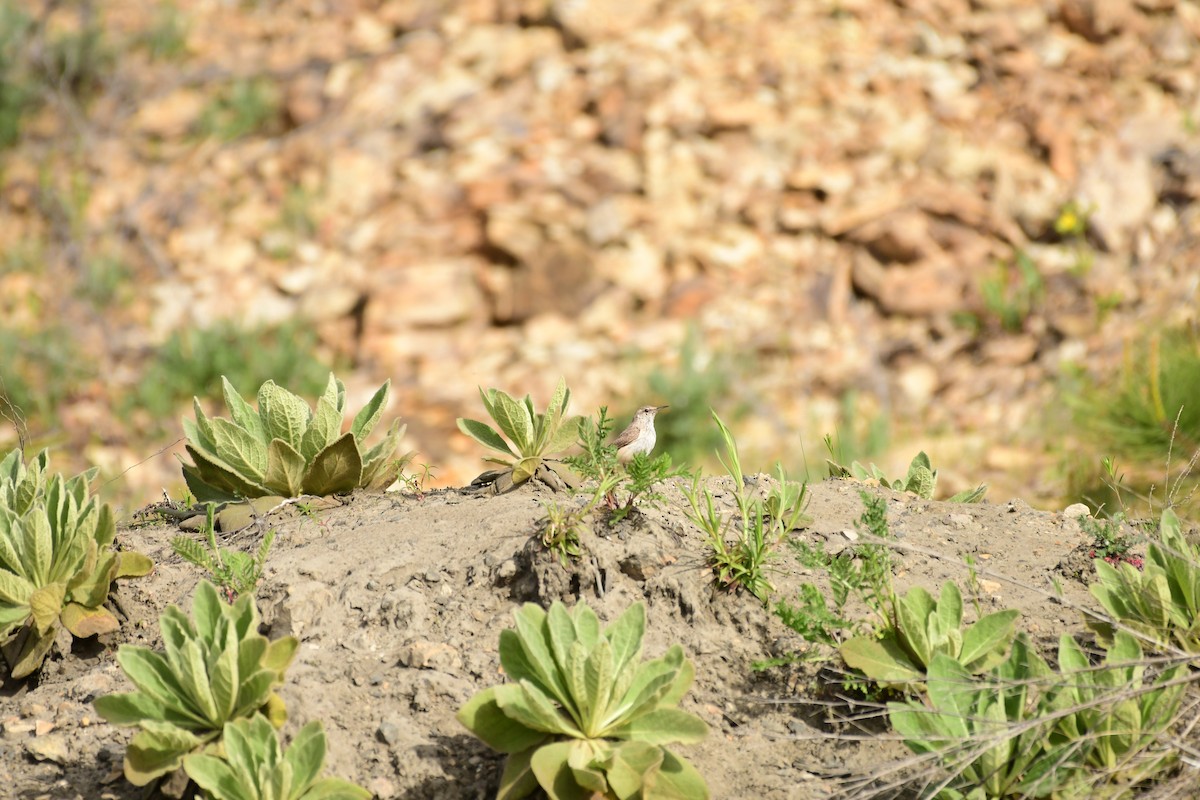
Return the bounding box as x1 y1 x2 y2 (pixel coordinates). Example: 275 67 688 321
611 405 668 464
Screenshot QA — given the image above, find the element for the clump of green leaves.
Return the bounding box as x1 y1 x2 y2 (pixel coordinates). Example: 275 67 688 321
981 250 1044 333
457 600 709 800
776 492 896 649
1071 328 1200 463
1087 507 1200 652
840 582 1019 692
889 631 1187 798
196 76 283 141
184 715 370 800
682 412 809 604
1050 631 1187 792
171 504 274 602
0 449 153 678
1080 512 1143 569
826 449 987 503
181 374 407 502
457 377 582 492
889 634 1067 798
0 1 36 149
538 497 599 567
94 580 299 786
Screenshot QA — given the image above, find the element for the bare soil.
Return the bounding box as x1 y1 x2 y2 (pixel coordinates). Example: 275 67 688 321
0 477 1160 799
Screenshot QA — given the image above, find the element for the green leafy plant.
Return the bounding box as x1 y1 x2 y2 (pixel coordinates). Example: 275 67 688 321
539 499 592 566
93 580 299 786
888 634 1068 799
1087 507 1200 652
137 1 188 61
826 450 987 503
456 600 709 800
981 250 1044 334
0 1 36 149
196 76 283 141
0 448 153 678
184 715 370 800
890 631 1187 799
681 412 808 603
1072 328 1200 462
840 582 1020 691
457 377 583 491
775 491 895 653
1048 631 1187 793
1080 512 1143 569
181 373 407 502
616 453 688 524
171 504 274 602
386 461 437 498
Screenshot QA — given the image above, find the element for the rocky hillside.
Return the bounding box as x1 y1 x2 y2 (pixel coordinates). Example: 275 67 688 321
1 0 1198 507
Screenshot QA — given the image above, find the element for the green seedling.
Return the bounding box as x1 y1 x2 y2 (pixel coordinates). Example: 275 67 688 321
0 448 153 678
826 449 987 503
457 600 709 800
781 491 895 649
171 504 273 601
682 412 808 603
184 715 370 800
181 373 408 502
94 581 299 786
457 377 583 491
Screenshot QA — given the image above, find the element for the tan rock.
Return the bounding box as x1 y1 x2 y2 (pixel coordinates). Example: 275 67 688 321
367 259 486 329
132 89 206 138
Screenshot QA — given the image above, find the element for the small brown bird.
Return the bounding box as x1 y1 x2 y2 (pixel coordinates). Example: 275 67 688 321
611 405 668 464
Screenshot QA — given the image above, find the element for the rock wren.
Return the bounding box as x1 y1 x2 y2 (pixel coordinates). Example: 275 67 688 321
611 405 668 464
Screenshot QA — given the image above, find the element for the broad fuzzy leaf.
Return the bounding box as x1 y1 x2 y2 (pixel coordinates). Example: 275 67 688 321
609 708 708 746
959 609 1019 673
210 418 269 483
257 381 312 447
60 603 119 637
265 438 307 498
511 457 541 487
350 380 389 444
300 396 343 461
492 391 535 454
301 433 363 496
221 376 266 444
3 625 55 679
457 687 550 754
457 418 517 459
497 749 540 800
530 741 595 800
840 634 923 685
124 721 206 786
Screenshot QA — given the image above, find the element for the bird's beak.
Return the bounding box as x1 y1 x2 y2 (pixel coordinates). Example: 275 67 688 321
655 405 670 411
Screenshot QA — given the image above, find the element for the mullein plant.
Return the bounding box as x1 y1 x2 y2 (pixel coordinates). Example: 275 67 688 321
457 377 583 492
182 374 408 502
0 448 152 678
458 600 710 799
94 581 298 785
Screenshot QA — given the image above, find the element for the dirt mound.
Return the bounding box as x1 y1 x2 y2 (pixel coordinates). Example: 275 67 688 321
0 479 1112 799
